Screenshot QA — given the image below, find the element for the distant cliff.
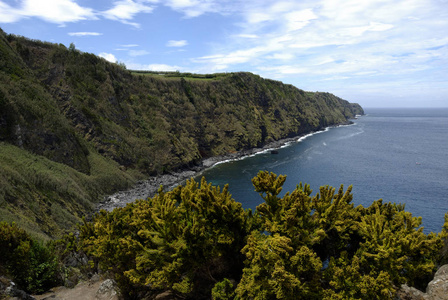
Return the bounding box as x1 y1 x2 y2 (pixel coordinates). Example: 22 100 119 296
0 28 363 238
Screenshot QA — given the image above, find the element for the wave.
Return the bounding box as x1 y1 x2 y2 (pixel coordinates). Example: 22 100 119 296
208 125 349 169
334 126 365 141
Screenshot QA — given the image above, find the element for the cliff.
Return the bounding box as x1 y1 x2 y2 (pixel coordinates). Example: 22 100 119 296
0 28 363 238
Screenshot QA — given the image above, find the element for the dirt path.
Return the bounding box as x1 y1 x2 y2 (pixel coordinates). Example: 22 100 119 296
34 279 119 300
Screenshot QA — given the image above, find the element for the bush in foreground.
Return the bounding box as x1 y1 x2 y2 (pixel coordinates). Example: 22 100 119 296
71 172 448 299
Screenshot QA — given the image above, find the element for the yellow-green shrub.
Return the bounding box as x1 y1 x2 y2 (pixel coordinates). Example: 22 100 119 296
75 172 446 299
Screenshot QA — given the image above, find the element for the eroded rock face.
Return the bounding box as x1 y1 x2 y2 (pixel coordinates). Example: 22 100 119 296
95 279 120 300
396 284 428 300
396 264 448 300
426 265 448 300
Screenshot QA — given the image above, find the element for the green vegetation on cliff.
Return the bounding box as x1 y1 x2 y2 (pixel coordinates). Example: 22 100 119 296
0 28 363 238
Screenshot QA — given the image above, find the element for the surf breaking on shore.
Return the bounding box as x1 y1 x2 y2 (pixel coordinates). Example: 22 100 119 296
97 121 355 212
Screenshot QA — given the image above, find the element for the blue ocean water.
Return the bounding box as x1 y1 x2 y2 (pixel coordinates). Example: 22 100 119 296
196 108 448 233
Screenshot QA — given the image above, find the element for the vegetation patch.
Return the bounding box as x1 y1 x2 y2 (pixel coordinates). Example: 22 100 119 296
69 172 448 300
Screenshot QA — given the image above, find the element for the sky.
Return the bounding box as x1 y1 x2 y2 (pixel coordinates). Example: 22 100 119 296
1 0 447 108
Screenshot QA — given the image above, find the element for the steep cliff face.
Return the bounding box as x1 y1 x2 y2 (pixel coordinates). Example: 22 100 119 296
0 29 363 238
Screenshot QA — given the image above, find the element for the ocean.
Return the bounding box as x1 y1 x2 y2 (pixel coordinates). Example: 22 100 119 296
196 108 448 233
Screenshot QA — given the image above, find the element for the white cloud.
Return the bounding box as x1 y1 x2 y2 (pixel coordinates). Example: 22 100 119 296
235 34 259 39
193 0 448 86
98 52 117 63
147 63 180 71
129 49 150 56
0 0 163 26
247 12 272 24
68 32 102 36
166 40 188 47
368 22 394 32
265 53 295 60
194 45 275 71
0 2 21 23
339 22 394 37
116 44 140 51
284 9 317 31
126 63 182 71
114 45 149 57
102 0 156 27
0 0 97 24
163 0 217 18
259 65 307 75
103 0 154 20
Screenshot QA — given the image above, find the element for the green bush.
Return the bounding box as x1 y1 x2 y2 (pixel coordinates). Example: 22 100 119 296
74 172 448 299
235 171 444 299
211 278 235 300
78 178 251 299
0 222 60 293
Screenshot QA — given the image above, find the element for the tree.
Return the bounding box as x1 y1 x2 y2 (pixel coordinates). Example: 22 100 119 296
79 178 251 299
68 42 76 52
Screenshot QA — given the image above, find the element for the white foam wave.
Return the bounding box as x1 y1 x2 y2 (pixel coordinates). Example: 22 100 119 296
206 124 357 169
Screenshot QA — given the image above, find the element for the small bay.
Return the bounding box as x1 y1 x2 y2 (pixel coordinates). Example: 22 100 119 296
197 108 448 233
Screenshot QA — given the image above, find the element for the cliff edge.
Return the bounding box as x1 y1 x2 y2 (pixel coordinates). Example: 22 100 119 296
0 28 363 238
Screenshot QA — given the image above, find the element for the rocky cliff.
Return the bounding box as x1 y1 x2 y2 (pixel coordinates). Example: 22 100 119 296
0 28 363 238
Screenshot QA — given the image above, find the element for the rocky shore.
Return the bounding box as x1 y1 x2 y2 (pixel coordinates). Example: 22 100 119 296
97 123 353 212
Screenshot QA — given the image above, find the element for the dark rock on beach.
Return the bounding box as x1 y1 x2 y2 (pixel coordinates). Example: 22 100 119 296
97 126 351 212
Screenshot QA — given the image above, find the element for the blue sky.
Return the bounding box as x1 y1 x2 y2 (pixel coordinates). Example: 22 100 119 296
1 0 447 108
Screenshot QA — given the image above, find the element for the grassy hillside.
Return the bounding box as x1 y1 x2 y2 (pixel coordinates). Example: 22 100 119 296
0 28 363 238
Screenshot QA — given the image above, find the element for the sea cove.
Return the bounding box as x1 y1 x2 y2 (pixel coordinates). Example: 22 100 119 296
197 108 448 233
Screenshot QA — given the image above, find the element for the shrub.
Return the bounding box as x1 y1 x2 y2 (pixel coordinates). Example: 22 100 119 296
78 178 252 299
0 222 60 293
74 172 446 299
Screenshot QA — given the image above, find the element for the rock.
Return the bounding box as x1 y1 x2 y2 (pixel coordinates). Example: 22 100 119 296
427 265 448 300
95 279 120 300
396 284 428 300
63 267 84 288
154 290 176 300
0 277 36 300
34 278 121 300
396 265 448 300
63 251 89 268
90 274 101 284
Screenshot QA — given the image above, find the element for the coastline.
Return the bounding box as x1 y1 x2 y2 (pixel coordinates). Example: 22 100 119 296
97 121 354 212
